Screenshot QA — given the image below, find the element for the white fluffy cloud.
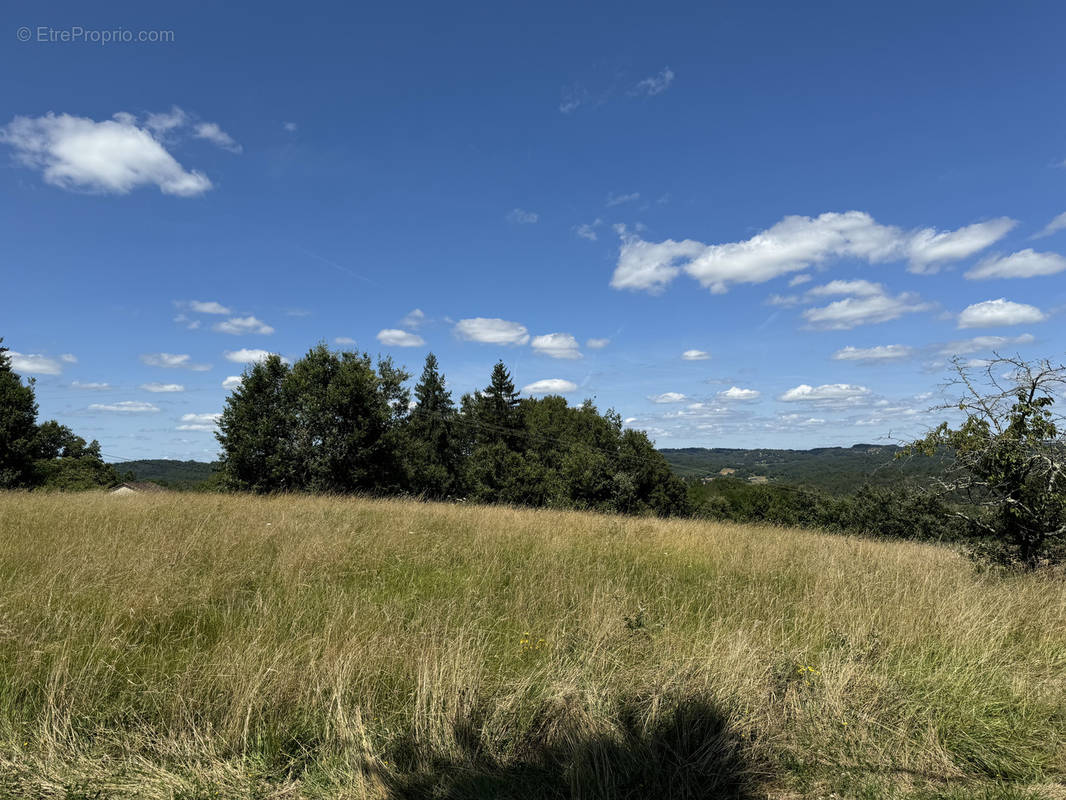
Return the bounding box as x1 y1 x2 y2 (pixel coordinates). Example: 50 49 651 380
531 333 582 359
803 286 931 329
213 316 274 335
141 353 211 371
222 376 243 389
193 122 241 153
806 279 884 297
401 309 426 328
60 353 77 363
832 345 912 362
681 349 711 361
575 221 601 241
778 384 871 404
1 111 214 196
377 329 425 347
965 249 1066 279
187 300 232 314
224 348 285 364
718 386 760 401
957 298 1047 329
651 392 688 404
7 352 63 375
177 412 222 431
610 211 1015 293
586 337 610 349
454 318 530 346
334 337 357 346
89 401 160 413
71 381 110 390
140 383 185 392
522 378 578 395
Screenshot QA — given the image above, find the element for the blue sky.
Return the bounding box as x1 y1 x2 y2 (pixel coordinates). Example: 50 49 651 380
3 0 1066 461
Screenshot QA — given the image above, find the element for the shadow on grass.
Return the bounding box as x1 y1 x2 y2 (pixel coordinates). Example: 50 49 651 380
380 696 766 800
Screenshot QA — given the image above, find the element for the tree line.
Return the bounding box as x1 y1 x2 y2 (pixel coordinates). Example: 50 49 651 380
216 345 689 516
0 340 117 490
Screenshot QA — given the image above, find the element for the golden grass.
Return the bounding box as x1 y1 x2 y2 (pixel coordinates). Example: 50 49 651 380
0 491 1063 799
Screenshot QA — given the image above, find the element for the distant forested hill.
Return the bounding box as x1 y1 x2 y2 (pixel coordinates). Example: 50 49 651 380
113 460 218 488
659 444 947 495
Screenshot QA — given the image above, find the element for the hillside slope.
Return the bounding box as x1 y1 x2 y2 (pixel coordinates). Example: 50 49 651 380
0 493 1062 799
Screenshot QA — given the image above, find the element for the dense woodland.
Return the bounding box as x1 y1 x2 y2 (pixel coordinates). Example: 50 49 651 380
216 346 689 516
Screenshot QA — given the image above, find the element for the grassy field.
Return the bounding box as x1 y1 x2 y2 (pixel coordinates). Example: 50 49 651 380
0 493 1063 799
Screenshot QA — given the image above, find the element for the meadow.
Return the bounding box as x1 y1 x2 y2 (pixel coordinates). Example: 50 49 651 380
0 492 1063 799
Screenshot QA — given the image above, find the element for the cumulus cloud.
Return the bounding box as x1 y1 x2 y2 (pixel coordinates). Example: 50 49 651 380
778 384 871 404
7 352 63 375
454 318 530 346
610 212 1015 293
937 333 1035 356
334 336 357 346
682 349 710 361
193 122 242 153
222 376 243 389
213 316 274 335
788 274 812 287
718 386 760 401
523 378 578 395
377 329 425 347
586 337 610 349
806 279 884 297
957 298 1047 329
140 383 185 392
531 333 582 359
59 353 77 363
71 381 110 390
506 208 538 224
631 68 674 96
651 392 688 404
224 349 286 364
965 249 1066 279
1 111 214 196
141 353 211 371
832 345 912 362
803 287 932 329
187 300 231 314
177 412 222 431
401 309 426 329
89 401 160 413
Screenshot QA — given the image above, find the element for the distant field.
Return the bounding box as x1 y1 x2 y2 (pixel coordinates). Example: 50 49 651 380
0 493 1063 799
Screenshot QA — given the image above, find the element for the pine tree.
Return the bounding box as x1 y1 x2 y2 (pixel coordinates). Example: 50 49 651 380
477 361 521 445
408 353 460 497
0 339 39 488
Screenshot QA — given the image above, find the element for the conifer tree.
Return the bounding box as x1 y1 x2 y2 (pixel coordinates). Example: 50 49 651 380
0 339 39 488
408 353 460 497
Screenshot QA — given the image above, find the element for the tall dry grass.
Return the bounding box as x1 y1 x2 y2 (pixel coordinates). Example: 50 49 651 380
0 491 1062 798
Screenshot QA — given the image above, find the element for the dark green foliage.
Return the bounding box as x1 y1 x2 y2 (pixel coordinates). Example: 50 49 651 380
406 353 462 499
688 479 965 542
0 339 115 490
0 340 39 488
906 356 1066 569
112 459 219 489
216 350 687 516
216 354 295 493
661 444 949 495
217 346 409 494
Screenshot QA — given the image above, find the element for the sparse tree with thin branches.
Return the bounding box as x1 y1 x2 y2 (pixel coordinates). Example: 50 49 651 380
907 354 1066 569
